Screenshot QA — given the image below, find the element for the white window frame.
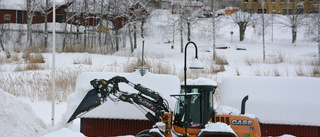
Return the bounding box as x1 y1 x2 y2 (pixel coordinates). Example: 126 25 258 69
4 14 11 21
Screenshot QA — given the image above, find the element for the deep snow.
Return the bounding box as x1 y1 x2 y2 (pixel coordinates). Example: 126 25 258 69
219 77 320 126
1 9 319 137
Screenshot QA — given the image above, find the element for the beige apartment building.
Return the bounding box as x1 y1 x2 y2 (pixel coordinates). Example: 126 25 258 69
241 0 320 14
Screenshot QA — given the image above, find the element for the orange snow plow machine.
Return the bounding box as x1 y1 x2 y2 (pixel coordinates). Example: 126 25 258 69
67 76 261 137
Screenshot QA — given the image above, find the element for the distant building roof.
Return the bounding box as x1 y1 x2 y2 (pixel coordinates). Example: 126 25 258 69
0 0 67 10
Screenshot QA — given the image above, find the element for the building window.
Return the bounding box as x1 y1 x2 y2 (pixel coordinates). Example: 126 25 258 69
4 14 11 21
56 14 64 23
271 0 276 2
253 0 257 3
244 0 248 3
244 9 254 13
17 10 23 23
258 9 267 13
283 9 293 14
290 0 294 2
309 0 313 2
281 0 285 3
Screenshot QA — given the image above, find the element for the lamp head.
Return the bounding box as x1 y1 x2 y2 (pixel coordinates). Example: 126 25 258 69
189 58 204 76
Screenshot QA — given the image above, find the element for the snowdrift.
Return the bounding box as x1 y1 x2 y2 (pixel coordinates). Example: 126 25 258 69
220 76 320 126
0 89 47 137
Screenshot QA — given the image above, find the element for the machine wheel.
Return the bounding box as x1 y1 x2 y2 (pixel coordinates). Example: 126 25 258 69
135 133 154 137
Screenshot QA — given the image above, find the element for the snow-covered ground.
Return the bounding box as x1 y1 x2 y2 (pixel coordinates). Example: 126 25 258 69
1 9 319 137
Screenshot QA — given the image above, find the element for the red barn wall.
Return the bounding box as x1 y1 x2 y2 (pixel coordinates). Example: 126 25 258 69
81 118 153 137
32 12 44 23
0 10 17 23
81 119 320 137
261 124 319 137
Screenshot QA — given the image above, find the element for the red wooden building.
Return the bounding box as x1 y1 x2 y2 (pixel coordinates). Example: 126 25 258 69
0 1 73 24
80 118 153 137
0 1 149 31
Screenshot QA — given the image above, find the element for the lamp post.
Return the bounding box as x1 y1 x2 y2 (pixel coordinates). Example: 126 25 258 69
184 41 204 137
51 0 56 127
271 10 275 42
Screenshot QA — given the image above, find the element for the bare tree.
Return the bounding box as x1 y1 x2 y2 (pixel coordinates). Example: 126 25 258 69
0 24 8 51
182 7 202 42
308 7 320 63
62 0 72 52
104 2 111 46
276 1 307 44
179 3 183 53
98 0 105 47
83 0 88 50
176 0 202 52
107 0 128 52
26 0 36 47
38 0 51 48
131 2 149 52
230 10 253 41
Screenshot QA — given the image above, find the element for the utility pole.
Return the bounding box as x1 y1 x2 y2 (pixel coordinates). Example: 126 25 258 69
262 0 265 61
51 0 56 127
212 0 216 60
318 1 320 64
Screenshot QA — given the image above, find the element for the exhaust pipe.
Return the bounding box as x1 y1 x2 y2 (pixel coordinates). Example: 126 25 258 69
240 95 249 115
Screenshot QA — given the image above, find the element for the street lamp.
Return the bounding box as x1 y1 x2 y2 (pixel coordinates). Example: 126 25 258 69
183 41 204 137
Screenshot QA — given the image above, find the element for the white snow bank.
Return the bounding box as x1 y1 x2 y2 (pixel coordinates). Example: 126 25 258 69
66 71 180 121
42 128 85 137
279 135 296 137
184 77 217 86
216 106 255 119
220 76 320 126
0 89 47 137
199 122 236 135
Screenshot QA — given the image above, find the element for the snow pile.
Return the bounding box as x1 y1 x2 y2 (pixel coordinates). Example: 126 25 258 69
216 106 240 116
184 77 217 86
280 135 296 137
42 128 85 137
199 122 236 135
220 76 320 126
215 106 256 119
0 89 47 137
66 71 180 121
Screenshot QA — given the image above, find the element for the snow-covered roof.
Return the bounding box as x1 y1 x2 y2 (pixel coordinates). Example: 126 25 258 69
184 77 217 86
0 0 66 10
219 76 320 126
66 71 180 120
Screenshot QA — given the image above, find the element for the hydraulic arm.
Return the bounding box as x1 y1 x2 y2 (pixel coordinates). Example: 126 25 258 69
67 76 170 124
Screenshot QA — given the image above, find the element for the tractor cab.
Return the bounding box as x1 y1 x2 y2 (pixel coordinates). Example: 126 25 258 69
171 84 216 135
